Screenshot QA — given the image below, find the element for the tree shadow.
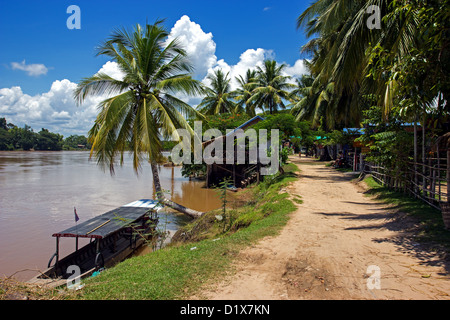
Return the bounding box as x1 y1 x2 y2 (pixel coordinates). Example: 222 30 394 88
314 210 450 273
297 159 450 273
300 174 355 183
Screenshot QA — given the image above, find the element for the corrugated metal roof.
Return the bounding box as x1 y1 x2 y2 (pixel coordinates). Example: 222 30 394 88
52 200 161 239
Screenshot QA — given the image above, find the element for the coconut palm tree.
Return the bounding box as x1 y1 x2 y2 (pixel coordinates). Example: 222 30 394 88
197 69 236 115
290 73 323 126
248 60 295 114
233 69 258 117
74 20 205 219
297 0 422 116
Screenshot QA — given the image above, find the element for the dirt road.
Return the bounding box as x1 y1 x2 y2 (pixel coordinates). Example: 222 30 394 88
195 156 450 300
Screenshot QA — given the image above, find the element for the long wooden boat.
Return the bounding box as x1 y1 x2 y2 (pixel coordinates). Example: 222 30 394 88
28 199 161 288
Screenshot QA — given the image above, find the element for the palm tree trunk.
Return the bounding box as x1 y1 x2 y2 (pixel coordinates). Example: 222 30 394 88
150 162 204 219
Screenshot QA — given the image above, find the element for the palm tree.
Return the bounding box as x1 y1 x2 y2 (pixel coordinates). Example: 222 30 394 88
290 73 322 126
74 21 205 219
233 69 258 117
197 69 236 115
297 0 422 116
248 60 295 114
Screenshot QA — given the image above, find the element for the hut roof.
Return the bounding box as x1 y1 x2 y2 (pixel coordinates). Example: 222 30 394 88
202 115 265 147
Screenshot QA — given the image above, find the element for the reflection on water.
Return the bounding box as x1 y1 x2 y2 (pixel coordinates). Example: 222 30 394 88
0 151 222 280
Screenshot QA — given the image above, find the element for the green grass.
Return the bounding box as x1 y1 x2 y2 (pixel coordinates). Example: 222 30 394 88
71 163 299 300
363 176 450 249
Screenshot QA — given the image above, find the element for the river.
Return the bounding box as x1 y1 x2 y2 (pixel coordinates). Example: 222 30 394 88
0 151 222 281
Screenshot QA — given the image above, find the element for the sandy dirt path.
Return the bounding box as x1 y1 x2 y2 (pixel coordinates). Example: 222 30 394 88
194 156 450 300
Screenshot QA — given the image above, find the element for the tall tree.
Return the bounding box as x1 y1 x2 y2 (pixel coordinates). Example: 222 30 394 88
233 69 258 117
248 60 295 114
197 69 236 115
74 20 205 219
296 0 449 120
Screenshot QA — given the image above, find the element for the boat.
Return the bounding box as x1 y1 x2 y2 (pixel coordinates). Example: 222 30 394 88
28 199 161 288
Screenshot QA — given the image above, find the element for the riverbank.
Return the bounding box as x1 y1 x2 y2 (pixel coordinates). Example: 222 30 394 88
0 151 220 281
0 161 299 300
3 157 450 300
67 163 298 299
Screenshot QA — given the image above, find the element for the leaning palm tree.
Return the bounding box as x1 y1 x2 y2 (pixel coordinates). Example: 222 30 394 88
74 21 205 219
248 60 295 114
197 69 236 115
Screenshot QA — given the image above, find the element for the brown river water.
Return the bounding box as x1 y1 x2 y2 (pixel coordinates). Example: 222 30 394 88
0 151 222 281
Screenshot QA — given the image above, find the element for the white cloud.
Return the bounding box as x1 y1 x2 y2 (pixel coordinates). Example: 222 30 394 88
11 60 49 76
202 49 308 90
0 74 105 137
202 48 267 90
166 15 217 79
0 58 132 136
165 16 308 106
283 59 309 84
96 61 125 80
0 17 309 137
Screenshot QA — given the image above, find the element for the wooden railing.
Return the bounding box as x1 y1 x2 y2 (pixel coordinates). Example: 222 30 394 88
363 157 449 211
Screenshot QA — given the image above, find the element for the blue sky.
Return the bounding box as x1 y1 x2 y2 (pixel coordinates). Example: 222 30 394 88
0 0 312 136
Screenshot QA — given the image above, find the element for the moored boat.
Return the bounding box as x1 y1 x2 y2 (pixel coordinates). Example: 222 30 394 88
28 199 161 288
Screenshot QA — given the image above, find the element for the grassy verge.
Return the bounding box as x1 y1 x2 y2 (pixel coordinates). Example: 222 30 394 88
68 163 299 300
363 176 450 250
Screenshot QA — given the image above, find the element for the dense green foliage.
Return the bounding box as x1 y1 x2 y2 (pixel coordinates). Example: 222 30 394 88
200 113 250 134
0 117 90 151
292 0 450 171
293 0 449 132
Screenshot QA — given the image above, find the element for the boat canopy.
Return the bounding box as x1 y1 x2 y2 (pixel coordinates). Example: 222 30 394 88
52 199 161 239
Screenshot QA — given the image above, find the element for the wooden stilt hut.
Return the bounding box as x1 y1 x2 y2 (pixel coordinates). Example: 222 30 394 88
203 116 265 189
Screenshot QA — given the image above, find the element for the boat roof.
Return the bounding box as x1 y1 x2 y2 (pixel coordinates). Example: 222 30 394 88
52 199 160 239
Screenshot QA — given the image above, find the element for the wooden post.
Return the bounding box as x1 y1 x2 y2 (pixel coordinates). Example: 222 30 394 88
55 237 60 267
257 163 261 184
422 113 426 195
432 167 437 202
360 154 364 174
414 120 418 196
425 158 431 200
206 164 211 188
438 144 441 202
447 148 450 203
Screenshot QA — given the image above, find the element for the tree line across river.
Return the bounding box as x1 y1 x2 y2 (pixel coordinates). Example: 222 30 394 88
0 117 91 151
